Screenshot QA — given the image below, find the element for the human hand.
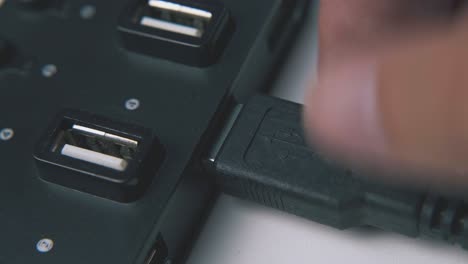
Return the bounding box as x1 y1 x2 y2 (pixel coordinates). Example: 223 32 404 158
304 0 468 194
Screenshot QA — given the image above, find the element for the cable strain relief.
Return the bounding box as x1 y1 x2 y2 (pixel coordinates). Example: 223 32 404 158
419 196 468 248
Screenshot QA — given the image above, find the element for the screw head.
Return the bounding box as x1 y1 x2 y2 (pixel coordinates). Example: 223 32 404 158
0 128 14 141
80 5 96 19
41 64 58 77
36 238 54 253
125 98 140 111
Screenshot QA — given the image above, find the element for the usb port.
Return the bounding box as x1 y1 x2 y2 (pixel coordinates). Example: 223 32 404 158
52 124 138 172
118 0 232 66
34 110 164 202
140 0 213 38
145 233 169 264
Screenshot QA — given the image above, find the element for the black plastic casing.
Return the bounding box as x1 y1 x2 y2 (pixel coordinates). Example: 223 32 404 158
118 0 232 67
0 38 16 67
34 110 164 203
211 95 468 250
15 0 64 11
0 37 32 73
0 0 309 263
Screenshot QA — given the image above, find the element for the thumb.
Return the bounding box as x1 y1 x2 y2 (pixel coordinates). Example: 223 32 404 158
304 16 468 193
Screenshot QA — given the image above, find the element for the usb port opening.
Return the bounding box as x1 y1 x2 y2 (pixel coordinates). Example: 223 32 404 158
51 124 138 172
118 0 232 66
140 0 213 38
145 233 169 264
34 110 164 202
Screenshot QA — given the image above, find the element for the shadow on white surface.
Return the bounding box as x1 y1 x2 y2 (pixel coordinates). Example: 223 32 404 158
188 195 467 264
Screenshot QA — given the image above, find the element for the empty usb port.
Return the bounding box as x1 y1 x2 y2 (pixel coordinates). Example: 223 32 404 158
34 110 164 202
145 233 169 264
118 0 232 66
140 0 212 38
52 124 138 171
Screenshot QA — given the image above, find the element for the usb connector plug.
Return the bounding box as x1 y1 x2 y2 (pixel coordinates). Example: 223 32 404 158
207 95 468 250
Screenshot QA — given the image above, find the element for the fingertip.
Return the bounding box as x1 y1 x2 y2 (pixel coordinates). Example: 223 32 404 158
303 56 388 163
305 25 468 192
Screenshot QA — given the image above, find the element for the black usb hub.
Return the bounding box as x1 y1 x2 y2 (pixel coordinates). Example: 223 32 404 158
0 0 309 263
4 0 466 261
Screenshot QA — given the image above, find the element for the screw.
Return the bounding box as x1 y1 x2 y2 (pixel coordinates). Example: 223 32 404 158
36 238 54 253
0 128 14 141
80 5 96 19
125 98 140 111
41 64 58 78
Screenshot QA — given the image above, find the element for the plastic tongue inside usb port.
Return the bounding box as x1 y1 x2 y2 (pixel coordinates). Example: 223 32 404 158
52 124 138 172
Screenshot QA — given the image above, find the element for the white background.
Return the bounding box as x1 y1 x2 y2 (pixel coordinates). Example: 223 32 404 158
187 4 468 264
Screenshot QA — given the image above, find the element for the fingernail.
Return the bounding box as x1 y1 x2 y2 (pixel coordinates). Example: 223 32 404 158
305 56 388 159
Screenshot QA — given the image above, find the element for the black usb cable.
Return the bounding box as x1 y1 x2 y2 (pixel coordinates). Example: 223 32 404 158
206 95 468 250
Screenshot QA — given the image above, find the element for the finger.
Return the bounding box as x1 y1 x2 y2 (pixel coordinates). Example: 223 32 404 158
304 15 468 194
319 0 460 61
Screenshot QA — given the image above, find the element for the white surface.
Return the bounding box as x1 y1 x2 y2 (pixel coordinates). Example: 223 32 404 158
187 4 468 264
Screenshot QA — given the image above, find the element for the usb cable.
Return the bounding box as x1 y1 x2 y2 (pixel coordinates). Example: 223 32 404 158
206 95 468 250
